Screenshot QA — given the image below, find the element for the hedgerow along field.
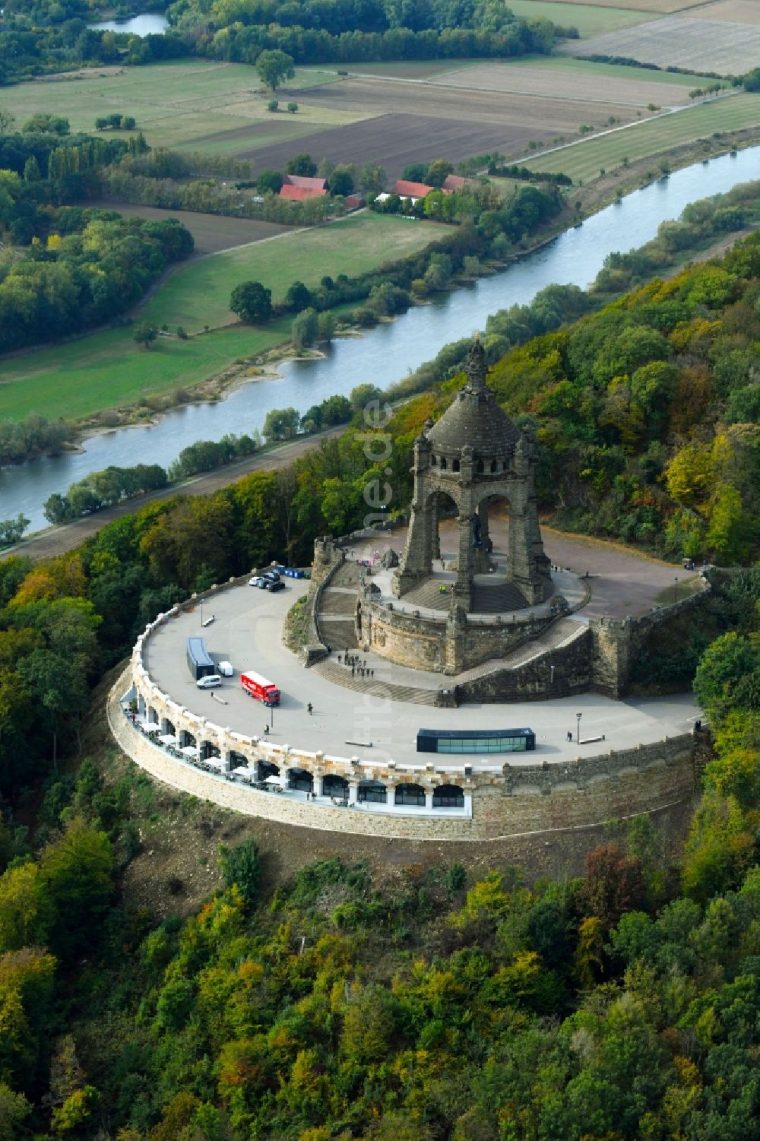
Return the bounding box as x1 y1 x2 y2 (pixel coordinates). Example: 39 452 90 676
526 93 760 183
0 212 440 422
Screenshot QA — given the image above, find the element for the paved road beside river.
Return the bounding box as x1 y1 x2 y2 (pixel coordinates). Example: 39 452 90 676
2 425 345 564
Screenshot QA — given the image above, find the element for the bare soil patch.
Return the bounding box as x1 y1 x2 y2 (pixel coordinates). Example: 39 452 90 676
85 200 293 254
235 113 553 179
566 13 760 73
432 60 693 108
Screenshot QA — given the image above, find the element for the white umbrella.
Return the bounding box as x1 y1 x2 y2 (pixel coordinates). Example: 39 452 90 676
181 745 199 757
158 734 176 745
264 774 281 785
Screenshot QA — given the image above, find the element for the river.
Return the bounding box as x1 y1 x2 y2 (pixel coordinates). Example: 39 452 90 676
90 13 169 35
2 147 759 530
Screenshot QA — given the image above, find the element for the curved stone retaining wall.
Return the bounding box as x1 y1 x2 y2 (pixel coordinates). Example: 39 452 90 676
114 576 700 840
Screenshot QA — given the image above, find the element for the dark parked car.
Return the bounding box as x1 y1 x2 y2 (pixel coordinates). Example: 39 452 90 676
265 579 285 592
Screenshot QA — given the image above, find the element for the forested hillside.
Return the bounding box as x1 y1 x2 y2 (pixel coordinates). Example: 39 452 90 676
0 230 758 1136
0 597 757 1137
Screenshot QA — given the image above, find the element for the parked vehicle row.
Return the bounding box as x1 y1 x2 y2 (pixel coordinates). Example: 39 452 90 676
249 570 286 591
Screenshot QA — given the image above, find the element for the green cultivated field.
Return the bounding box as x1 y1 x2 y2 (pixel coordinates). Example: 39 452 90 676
503 0 651 35
526 94 760 182
0 212 440 422
0 61 352 153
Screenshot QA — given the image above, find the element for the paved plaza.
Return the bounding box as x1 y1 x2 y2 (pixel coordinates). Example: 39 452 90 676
143 553 700 774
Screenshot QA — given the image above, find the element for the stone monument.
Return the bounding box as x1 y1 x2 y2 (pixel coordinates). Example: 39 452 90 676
350 339 555 674
393 337 551 607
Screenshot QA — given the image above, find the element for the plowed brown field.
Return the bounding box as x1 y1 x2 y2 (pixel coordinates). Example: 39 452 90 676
233 75 645 177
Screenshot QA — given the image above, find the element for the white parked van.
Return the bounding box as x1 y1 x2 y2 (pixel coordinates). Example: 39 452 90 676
197 674 222 689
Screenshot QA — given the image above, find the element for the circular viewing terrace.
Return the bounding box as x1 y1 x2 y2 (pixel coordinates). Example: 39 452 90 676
112 526 704 840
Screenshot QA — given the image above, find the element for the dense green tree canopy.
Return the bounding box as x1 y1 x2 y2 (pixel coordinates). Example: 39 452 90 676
229 279 273 322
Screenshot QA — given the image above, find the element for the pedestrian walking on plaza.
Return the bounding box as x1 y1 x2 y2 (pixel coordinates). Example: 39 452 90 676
352 666 355 677
566 731 572 742
264 724 269 735
307 702 313 715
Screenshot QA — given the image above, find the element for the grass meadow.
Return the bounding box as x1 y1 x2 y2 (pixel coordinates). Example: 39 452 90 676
526 94 760 182
0 212 440 421
145 212 441 333
0 61 355 153
503 0 652 36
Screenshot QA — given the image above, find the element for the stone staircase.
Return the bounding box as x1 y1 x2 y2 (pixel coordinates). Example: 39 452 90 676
401 576 529 614
313 659 439 706
315 562 361 651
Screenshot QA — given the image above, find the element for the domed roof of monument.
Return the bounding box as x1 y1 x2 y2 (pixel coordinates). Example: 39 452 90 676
427 339 520 456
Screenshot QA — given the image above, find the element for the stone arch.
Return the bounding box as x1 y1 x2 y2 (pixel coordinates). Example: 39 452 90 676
322 774 349 799
358 780 387 804
433 784 464 808
288 767 314 793
473 492 511 566
425 487 459 564
257 759 280 781
395 782 425 807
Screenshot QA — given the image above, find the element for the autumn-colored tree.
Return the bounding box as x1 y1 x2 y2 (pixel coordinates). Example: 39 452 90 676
583 844 645 930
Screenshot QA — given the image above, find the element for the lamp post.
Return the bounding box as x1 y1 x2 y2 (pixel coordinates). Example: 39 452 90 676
267 700 275 729
576 712 582 744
